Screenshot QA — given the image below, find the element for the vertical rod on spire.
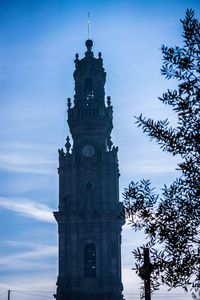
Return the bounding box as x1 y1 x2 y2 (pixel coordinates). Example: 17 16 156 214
88 12 91 39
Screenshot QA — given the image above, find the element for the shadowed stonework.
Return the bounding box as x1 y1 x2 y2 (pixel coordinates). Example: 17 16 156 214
54 40 125 300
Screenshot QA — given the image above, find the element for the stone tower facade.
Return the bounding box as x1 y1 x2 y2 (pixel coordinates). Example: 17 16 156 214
54 40 125 300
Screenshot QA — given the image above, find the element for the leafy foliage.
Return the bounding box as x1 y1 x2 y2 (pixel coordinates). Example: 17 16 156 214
123 9 200 296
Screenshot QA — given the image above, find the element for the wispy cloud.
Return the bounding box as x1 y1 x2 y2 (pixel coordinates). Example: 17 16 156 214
0 142 57 174
0 242 57 271
0 197 55 223
0 274 56 300
122 267 142 296
0 153 56 174
0 241 57 299
121 156 180 176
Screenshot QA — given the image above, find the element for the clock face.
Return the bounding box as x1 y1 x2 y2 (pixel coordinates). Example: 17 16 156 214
82 145 95 157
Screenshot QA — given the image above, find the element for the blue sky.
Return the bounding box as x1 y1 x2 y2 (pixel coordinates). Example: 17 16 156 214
0 1 200 299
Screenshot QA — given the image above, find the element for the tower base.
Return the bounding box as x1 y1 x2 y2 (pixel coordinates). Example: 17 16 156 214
54 292 125 300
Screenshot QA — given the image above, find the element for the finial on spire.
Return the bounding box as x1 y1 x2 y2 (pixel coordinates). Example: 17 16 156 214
65 136 71 154
107 136 113 151
85 39 93 51
67 98 71 109
107 96 111 107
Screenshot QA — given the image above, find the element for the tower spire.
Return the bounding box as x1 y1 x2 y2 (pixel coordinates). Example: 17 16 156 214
87 12 91 39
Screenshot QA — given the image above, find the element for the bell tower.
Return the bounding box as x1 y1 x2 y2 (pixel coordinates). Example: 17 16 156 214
54 40 125 300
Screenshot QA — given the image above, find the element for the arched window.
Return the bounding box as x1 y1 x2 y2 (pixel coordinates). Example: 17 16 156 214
84 78 94 103
84 243 96 277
